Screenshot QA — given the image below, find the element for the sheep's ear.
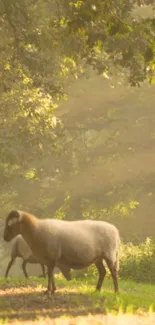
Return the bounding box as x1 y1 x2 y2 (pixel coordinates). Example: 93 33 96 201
17 210 23 222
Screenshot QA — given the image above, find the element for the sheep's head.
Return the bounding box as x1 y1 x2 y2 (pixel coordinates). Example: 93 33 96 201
3 210 22 242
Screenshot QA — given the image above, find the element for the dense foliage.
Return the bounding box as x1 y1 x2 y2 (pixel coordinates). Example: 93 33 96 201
73 237 155 283
0 0 155 255
120 237 155 282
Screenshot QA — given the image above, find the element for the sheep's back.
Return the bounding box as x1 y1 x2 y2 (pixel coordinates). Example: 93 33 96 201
34 219 119 266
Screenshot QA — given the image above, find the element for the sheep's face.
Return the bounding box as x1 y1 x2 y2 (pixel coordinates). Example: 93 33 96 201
3 210 21 242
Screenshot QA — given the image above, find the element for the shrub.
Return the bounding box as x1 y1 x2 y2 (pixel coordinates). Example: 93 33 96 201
119 237 155 283
73 237 155 283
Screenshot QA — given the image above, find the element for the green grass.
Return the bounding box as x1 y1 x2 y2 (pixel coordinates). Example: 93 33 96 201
0 275 155 323
57 275 155 312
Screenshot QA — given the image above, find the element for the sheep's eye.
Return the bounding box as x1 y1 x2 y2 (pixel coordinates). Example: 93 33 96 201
8 221 13 226
7 220 13 226
7 217 18 226
7 224 12 229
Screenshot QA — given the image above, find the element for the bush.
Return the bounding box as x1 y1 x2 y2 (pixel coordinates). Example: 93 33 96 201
119 237 155 283
73 237 155 283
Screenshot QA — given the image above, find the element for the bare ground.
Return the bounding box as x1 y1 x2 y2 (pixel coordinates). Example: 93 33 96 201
0 281 105 321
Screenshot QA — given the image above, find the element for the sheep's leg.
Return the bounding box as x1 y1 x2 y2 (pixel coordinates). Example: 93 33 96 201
95 261 106 291
44 263 56 294
105 258 119 293
22 260 29 278
5 258 15 278
40 264 46 278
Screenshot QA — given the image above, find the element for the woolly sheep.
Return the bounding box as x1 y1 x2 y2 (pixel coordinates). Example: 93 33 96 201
3 210 120 294
4 234 71 281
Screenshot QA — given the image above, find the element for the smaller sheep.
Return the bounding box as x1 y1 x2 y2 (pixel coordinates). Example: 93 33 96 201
5 234 46 278
5 234 72 281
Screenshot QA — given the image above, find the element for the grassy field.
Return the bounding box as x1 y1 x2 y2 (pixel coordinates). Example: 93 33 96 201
0 275 155 324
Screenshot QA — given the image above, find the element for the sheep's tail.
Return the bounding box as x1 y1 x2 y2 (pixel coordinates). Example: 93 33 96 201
115 231 120 272
115 246 119 271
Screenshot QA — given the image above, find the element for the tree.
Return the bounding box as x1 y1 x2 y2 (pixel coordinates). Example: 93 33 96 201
0 0 155 244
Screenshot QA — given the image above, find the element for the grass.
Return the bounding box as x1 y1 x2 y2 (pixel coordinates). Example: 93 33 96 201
0 275 155 324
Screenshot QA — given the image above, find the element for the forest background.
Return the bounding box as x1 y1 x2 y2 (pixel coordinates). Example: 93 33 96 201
0 0 155 277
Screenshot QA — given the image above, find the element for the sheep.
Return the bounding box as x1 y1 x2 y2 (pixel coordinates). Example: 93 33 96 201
4 234 72 281
5 234 46 278
3 210 120 294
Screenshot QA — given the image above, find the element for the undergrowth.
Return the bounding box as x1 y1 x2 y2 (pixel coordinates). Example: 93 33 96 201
73 237 155 283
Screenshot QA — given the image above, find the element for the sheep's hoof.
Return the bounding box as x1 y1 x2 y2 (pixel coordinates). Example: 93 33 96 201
43 289 56 295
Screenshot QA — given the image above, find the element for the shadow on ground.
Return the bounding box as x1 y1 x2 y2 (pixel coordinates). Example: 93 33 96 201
0 281 106 321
